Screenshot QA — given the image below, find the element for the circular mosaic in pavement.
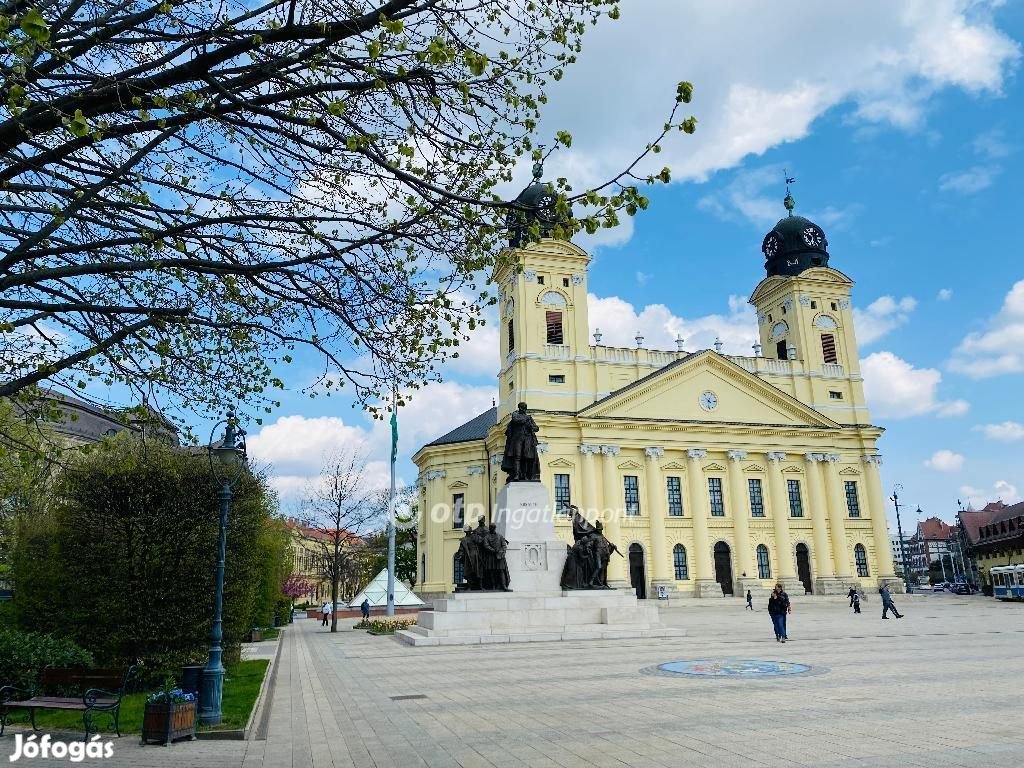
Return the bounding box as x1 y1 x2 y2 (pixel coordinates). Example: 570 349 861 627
648 659 816 678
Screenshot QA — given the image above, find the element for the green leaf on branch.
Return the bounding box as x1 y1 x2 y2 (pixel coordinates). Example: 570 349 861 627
19 8 50 43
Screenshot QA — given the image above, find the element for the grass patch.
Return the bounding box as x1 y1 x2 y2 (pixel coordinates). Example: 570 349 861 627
257 627 280 641
20 659 270 735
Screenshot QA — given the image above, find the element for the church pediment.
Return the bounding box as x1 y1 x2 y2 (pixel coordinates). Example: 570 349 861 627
744 463 766 473
617 459 642 470
703 462 726 472
579 350 840 430
448 480 469 489
781 465 803 474
548 457 575 468
662 461 686 470
838 467 860 476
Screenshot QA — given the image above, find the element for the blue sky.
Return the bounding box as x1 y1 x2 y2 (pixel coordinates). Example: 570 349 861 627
239 1 1023 530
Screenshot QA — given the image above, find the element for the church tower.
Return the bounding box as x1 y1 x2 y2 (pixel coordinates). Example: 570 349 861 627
493 167 593 419
749 188 868 423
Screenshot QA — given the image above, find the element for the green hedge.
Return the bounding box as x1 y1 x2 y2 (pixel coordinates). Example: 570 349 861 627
0 628 94 690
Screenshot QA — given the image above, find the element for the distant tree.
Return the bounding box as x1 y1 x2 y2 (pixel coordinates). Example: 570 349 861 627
300 452 381 631
281 574 316 605
0 1 695 427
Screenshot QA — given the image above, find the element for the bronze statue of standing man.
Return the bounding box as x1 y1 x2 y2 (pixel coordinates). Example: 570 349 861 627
500 402 540 483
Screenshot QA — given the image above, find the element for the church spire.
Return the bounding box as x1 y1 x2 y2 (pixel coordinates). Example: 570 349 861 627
783 169 796 217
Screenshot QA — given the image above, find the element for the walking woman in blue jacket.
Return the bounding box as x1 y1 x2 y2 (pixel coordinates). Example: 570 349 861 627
768 585 788 642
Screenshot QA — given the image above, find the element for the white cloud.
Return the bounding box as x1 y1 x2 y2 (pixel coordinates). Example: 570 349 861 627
924 449 965 472
853 296 917 345
697 165 857 228
960 481 1022 508
588 293 757 355
938 164 999 193
972 128 1013 159
524 0 1019 241
635 271 652 287
248 381 496 506
861 351 969 419
974 421 1024 442
937 288 953 301
948 279 1024 377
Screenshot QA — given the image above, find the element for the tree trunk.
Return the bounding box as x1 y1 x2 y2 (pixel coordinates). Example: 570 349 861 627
330 545 340 633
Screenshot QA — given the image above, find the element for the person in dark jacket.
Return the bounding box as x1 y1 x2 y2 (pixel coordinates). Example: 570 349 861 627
745 589 753 610
848 587 857 607
360 598 370 619
767 586 787 642
881 584 903 619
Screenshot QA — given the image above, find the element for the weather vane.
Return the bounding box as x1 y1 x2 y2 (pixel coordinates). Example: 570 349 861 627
783 168 796 216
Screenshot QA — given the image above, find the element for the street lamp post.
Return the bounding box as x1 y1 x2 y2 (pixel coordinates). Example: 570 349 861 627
199 410 247 727
890 485 911 594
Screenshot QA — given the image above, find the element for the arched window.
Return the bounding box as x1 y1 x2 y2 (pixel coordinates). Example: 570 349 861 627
453 554 464 588
673 544 689 580
756 544 771 579
854 544 869 577
540 290 566 306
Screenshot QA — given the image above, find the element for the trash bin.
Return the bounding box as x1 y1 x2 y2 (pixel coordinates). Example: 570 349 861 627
180 665 204 711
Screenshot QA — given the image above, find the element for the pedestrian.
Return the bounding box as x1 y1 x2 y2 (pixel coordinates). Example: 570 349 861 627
880 584 903 619
852 591 861 614
745 589 753 610
360 598 370 620
779 584 791 640
848 586 857 607
321 601 331 627
767 585 787 642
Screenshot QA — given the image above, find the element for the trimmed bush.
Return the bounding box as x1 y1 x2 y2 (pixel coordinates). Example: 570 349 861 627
0 628 94 690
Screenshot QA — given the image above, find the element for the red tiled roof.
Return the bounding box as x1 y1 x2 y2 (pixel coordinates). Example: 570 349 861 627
916 516 952 541
982 501 1009 513
959 509 1002 545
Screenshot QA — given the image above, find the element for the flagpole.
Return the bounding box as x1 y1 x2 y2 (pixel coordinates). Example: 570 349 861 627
386 386 398 617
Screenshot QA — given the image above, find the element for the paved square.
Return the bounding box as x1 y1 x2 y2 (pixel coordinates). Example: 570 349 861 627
4 593 1022 767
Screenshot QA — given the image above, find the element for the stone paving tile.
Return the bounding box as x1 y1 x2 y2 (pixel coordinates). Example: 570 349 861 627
2 593 1023 767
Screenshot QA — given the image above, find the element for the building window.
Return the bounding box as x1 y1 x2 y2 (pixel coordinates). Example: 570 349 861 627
673 544 689 580
554 473 571 515
452 493 465 529
453 554 464 587
666 476 683 516
776 340 788 360
507 319 514 351
507 380 513 391
537 275 544 285
421 554 426 584
545 310 563 344
831 301 838 311
624 475 640 516
829 391 843 400
548 374 565 384
781 304 787 315
854 544 869 577
810 300 817 309
821 333 838 364
562 277 570 287
708 477 724 516
845 481 861 518
748 478 765 517
787 479 803 517
756 544 771 579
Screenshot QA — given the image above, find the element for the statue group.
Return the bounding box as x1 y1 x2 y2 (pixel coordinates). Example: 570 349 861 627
560 507 623 590
455 517 512 591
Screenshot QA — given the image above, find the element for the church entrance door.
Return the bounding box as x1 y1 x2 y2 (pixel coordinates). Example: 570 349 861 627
713 542 734 596
796 543 813 594
628 544 646 599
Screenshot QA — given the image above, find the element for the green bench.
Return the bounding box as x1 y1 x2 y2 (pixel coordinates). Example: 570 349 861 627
0 665 134 739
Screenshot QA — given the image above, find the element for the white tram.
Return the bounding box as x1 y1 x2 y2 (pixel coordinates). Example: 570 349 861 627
990 564 1024 601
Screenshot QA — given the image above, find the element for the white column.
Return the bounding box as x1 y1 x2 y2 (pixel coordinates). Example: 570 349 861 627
727 450 753 581
686 448 715 592
822 453 853 577
766 452 796 581
601 445 626 586
805 453 835 580
579 444 601 518
863 454 897 579
645 447 670 583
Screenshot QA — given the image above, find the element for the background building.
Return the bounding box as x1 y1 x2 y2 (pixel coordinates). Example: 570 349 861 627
967 501 1024 589
414 181 898 600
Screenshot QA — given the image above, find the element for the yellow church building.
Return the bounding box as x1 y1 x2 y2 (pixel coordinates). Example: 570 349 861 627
413 182 897 600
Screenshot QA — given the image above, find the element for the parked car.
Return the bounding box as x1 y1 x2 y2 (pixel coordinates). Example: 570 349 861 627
932 583 945 592
952 583 976 595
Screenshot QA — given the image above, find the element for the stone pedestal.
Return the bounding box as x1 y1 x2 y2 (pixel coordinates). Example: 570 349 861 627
397 481 683 646
695 579 724 598
814 576 853 596
494 482 567 593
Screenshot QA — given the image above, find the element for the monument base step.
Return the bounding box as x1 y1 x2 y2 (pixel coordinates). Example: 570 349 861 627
395 625 684 647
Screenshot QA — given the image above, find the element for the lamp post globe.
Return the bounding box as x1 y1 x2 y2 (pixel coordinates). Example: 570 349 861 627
199 410 247 727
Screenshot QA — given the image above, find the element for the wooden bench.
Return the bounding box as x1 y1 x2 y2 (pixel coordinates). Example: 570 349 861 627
0 666 134 739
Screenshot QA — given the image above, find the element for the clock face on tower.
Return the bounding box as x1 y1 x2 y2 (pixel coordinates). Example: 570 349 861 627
699 390 719 411
763 234 780 257
536 193 556 221
802 226 823 248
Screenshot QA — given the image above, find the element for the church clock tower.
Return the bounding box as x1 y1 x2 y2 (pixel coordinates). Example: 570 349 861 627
494 166 592 419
